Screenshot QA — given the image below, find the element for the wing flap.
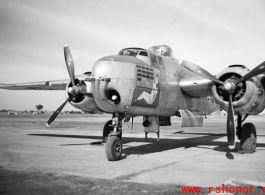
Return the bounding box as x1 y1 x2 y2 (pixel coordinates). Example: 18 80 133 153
177 110 204 127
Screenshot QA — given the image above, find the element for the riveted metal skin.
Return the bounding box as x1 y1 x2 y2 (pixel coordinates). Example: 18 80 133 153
91 54 220 117
179 77 213 97
91 55 137 114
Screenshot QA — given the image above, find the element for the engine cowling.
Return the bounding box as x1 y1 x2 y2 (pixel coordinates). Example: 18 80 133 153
212 65 265 115
65 76 102 114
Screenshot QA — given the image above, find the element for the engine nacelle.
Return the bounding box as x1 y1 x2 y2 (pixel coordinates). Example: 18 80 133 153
65 76 102 114
212 65 265 115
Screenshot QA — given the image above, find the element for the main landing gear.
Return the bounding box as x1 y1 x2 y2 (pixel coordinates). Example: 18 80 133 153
236 115 257 153
104 113 123 161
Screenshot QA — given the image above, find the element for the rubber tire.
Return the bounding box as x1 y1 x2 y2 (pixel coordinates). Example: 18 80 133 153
103 120 122 143
105 136 122 161
240 123 257 152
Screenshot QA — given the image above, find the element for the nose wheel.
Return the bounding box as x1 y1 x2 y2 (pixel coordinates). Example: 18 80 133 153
105 136 122 161
105 113 123 161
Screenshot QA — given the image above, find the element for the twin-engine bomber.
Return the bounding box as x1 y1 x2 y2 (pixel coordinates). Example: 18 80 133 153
1 45 264 160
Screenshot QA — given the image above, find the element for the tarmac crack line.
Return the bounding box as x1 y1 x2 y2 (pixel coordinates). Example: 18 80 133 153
114 150 212 181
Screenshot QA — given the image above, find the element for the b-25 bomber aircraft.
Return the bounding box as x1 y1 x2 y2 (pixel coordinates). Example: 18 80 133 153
1 45 264 161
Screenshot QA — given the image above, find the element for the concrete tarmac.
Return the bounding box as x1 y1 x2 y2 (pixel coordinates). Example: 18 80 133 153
0 115 265 194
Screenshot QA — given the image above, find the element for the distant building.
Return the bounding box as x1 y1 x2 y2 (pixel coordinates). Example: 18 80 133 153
0 110 8 115
211 110 227 116
8 111 18 115
29 111 39 115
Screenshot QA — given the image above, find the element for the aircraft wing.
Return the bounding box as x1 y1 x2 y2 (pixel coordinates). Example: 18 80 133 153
0 79 69 90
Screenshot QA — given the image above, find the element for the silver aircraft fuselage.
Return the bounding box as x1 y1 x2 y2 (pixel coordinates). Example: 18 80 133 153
91 52 218 117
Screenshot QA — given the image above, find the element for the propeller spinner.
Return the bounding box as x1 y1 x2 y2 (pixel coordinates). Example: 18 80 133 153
181 60 265 149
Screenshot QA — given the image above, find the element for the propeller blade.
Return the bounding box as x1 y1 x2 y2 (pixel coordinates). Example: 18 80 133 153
64 45 76 86
46 97 69 127
78 92 94 98
227 93 236 149
181 61 224 85
235 61 265 85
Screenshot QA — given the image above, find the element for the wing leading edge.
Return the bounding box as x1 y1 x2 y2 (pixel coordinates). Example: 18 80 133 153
0 79 69 90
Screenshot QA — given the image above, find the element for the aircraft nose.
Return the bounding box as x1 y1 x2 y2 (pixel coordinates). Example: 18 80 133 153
91 56 136 112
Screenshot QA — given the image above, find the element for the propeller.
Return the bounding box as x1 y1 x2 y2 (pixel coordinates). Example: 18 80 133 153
46 97 70 126
180 60 265 149
235 61 265 85
64 45 76 86
227 94 236 149
46 45 88 126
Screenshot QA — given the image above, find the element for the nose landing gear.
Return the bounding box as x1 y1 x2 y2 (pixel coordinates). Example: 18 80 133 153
105 113 124 161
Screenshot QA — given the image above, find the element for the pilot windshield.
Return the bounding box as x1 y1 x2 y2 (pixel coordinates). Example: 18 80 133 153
118 49 139 57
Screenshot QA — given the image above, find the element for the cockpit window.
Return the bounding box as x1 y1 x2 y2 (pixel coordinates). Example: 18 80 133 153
118 49 139 57
118 48 152 66
118 50 125 55
139 51 148 56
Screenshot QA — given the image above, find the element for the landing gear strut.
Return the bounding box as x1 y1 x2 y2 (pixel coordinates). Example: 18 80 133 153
105 113 123 161
103 120 113 143
145 132 160 141
236 114 257 153
103 120 122 143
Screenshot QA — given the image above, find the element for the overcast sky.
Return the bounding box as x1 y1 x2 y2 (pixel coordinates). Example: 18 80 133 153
0 0 265 111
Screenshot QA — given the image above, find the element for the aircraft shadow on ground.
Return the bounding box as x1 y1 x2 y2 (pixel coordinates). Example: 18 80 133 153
28 132 265 160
